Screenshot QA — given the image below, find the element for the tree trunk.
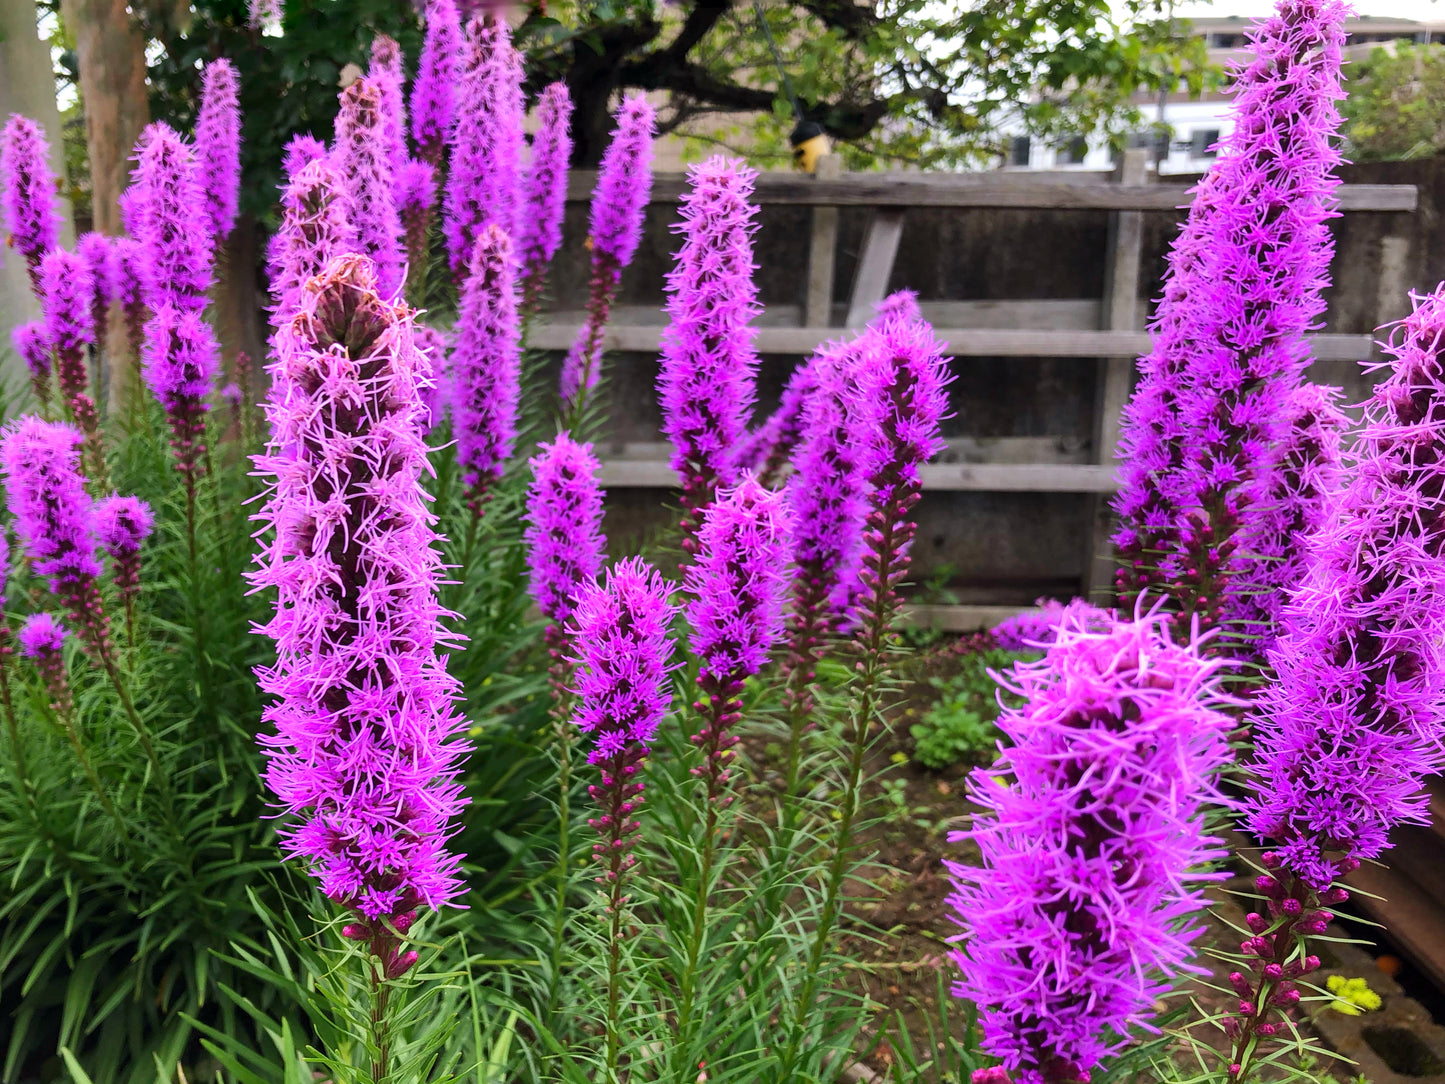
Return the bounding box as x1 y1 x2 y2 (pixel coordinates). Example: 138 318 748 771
60 0 148 237
0 0 73 383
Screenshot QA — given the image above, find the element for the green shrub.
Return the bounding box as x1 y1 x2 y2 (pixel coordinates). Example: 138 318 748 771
908 647 1036 770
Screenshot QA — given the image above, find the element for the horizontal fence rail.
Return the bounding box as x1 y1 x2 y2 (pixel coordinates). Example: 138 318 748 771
565 171 1419 213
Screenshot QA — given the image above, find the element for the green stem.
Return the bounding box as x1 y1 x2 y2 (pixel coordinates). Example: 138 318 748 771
544 649 574 1025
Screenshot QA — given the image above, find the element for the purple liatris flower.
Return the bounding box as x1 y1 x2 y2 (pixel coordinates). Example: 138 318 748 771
414 324 451 429
112 237 149 360
398 157 437 288
442 16 523 276
525 433 607 628
873 289 920 325
1169 0 1346 643
196 58 242 242
0 115 60 285
251 254 467 944
560 96 656 408
94 494 153 604
131 122 215 313
948 606 1235 1084
39 248 105 479
369 35 408 183
1245 287 1445 890
658 156 761 550
412 0 463 165
852 315 952 629
76 232 119 348
736 353 822 483
451 225 520 511
13 320 51 410
517 82 573 307
142 307 218 483
282 133 327 178
1 418 111 658
569 556 676 880
990 597 1113 652
20 611 72 716
588 95 656 268
334 79 405 299
267 157 356 328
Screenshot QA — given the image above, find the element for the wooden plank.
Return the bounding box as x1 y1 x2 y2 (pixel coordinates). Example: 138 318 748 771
527 322 1378 361
844 209 906 326
805 155 843 327
565 171 1418 213
1085 149 1148 603
598 459 1118 493
601 435 1091 464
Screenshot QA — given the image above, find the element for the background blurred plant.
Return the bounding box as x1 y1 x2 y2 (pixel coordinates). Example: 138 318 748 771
1342 42 1445 161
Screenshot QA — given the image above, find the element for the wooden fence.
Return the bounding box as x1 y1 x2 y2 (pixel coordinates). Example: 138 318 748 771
542 152 1419 631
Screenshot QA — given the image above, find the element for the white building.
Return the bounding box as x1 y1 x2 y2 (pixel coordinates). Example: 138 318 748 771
1001 14 1445 174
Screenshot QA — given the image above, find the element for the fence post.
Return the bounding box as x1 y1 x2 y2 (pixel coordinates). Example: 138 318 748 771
1083 148 1149 602
805 154 843 327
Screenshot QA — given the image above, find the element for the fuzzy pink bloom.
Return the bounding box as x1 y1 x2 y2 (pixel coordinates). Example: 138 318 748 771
518 82 574 282
18 611 66 660
267 157 356 328
370 36 408 182
94 493 153 602
451 225 521 510
38 249 94 407
0 115 60 281
414 323 451 429
874 289 920 325
248 0 282 28
737 354 823 482
525 433 606 626
334 79 405 299
658 156 761 544
412 0 464 165
196 58 243 241
112 236 149 360
442 16 524 276
76 231 119 317
142 307 218 481
12 320 51 408
251 254 466 932
131 122 215 313
282 133 327 178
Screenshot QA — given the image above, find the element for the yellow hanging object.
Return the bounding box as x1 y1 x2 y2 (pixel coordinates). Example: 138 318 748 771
790 120 831 173
1326 974 1383 1016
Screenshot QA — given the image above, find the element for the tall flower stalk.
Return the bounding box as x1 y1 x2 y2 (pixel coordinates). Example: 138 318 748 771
267 157 357 330
657 156 761 554
0 115 60 291
76 232 119 360
451 225 521 516
773 315 950 1080
560 96 655 419
567 557 675 1082
251 254 466 1079
442 15 523 280
412 0 463 167
672 476 789 1057
131 123 215 314
12 321 52 414
518 82 574 315
949 608 1235 1084
523 432 607 1021
94 494 153 649
335 79 405 300
39 249 106 486
196 58 242 244
1167 0 1346 645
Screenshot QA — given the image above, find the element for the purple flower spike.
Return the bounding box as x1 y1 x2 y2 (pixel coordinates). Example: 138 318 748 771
1168 0 1347 642
76 232 119 348
687 474 792 683
1 418 111 658
196 58 242 242
12 320 51 409
267 157 356 329
131 122 215 313
1246 287 1445 891
588 95 656 268
142 307 218 484
398 157 437 289
112 236 149 361
948 606 1235 1084
518 81 573 307
658 156 762 551
442 16 524 276
95 494 153 608
39 248 105 478
369 35 408 183
990 597 1113 652
736 354 823 483
412 0 463 166
414 323 451 429
334 79 405 299
873 289 920 325
251 254 467 946
451 225 520 512
569 556 675 888
1 115 60 285
18 611 66 660
525 433 606 628
560 96 656 408
282 133 327 178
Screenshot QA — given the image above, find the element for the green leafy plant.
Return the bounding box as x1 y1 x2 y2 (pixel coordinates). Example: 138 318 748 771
908 647 1033 770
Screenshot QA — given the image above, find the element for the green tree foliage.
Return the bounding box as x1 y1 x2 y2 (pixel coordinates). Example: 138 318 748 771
1342 42 1445 161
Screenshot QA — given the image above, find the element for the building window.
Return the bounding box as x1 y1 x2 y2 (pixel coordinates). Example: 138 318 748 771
1191 128 1221 158
1211 32 1241 47
1010 136 1031 167
1060 135 1088 164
